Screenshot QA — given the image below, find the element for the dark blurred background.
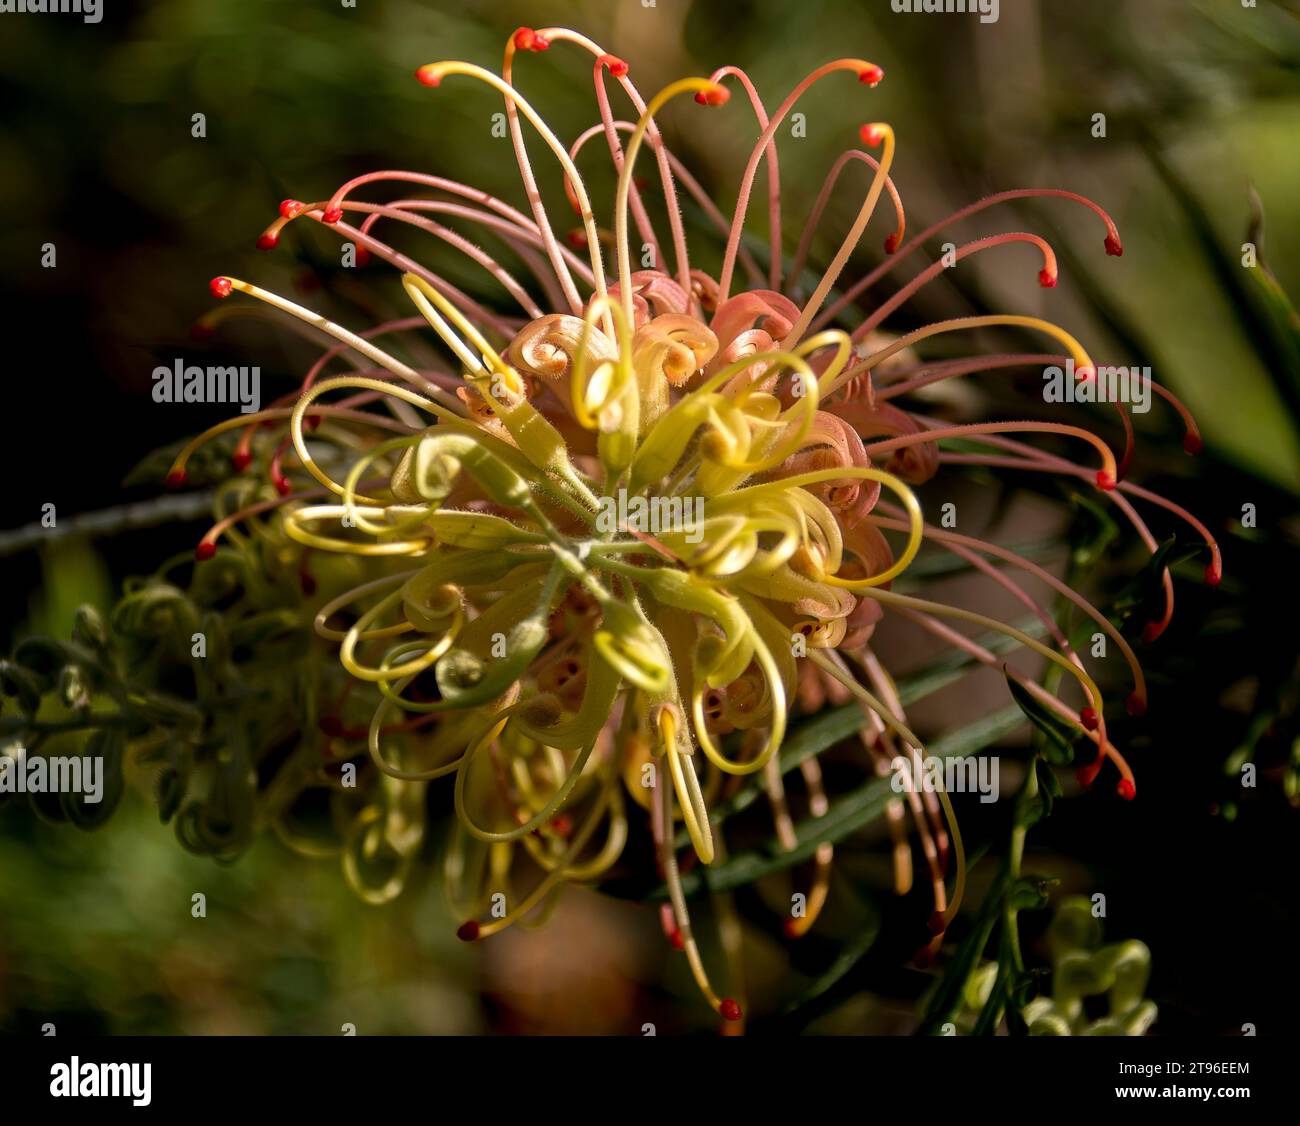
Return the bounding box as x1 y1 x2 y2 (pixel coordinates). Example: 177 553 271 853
1 0 1298 1034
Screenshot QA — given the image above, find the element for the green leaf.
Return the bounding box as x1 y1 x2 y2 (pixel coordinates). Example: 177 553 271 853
1112 536 1203 624
1008 874 1058 913
1146 144 1300 427
1034 757 1063 822
1005 673 1079 766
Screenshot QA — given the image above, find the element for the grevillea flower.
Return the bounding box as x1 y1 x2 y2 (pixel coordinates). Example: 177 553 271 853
170 26 1221 1025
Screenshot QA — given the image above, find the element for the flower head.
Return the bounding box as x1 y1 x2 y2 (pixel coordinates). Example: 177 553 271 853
176 26 1220 1023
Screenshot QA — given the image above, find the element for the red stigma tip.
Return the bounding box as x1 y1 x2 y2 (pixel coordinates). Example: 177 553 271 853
858 64 884 87
415 66 441 87
279 199 304 219
164 469 187 490
566 229 587 249
859 123 885 147
1117 779 1136 801
695 84 729 107
1204 564 1222 587
354 245 372 267
668 928 685 951
194 541 216 562
513 28 549 51
256 232 278 251
209 277 232 299
884 232 902 255
1080 707 1099 731
318 715 344 737
1039 268 1058 289
599 54 628 77
1125 692 1148 717
1183 433 1203 456
1096 470 1117 491
719 999 743 1022
322 206 344 224
1104 235 1124 257
231 450 252 472
456 920 481 942
1140 622 1163 645
274 477 292 497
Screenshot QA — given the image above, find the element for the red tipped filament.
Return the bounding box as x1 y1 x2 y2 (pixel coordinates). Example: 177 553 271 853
694 84 730 107
513 27 550 52
859 123 886 147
